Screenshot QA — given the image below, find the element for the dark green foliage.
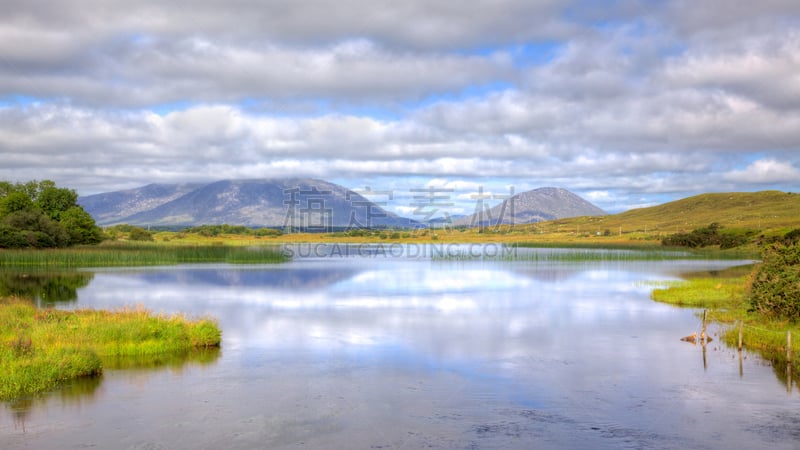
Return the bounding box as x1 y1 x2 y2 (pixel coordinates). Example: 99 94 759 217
59 207 103 245
253 227 282 237
749 239 800 320
183 224 282 237
36 185 79 220
0 180 102 248
128 227 154 241
781 228 800 245
662 223 754 249
0 192 34 215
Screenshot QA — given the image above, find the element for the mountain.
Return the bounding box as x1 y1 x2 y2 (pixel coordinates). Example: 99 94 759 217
77 183 201 225
455 187 606 226
79 179 419 229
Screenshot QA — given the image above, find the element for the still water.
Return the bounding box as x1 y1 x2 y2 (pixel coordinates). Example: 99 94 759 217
2 246 799 449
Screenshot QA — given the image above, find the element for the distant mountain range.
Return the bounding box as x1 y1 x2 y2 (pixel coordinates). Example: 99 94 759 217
79 179 606 228
79 179 417 228
454 187 606 226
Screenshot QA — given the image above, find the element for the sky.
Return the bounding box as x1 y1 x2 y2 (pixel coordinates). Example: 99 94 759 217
0 0 799 216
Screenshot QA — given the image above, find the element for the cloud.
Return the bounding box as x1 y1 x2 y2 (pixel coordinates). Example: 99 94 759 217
0 0 576 51
1 0 799 213
662 31 800 110
0 36 515 107
724 159 800 184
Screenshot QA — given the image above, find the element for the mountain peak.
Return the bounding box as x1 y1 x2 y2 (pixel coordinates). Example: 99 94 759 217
456 187 605 226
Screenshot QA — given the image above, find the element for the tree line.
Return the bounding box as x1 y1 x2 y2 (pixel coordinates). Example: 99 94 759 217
0 180 102 248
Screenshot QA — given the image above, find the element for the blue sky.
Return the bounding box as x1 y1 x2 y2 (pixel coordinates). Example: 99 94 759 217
0 0 799 215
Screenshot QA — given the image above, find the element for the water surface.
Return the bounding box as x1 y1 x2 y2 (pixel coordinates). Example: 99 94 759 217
2 247 798 449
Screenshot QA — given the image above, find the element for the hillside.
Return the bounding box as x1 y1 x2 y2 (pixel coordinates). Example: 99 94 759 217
78 183 201 225
79 179 418 228
455 187 605 226
533 191 800 234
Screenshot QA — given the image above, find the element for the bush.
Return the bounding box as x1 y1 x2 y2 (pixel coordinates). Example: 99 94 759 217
129 227 154 241
749 241 800 320
662 223 754 249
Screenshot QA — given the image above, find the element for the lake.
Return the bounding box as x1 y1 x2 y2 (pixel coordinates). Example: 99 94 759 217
2 245 799 449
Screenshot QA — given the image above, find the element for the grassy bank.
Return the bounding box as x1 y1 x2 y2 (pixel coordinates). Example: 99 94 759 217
648 274 799 377
0 296 221 400
0 241 288 268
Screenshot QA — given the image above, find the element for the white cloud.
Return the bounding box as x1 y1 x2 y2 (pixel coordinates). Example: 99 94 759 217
584 191 611 201
723 159 800 184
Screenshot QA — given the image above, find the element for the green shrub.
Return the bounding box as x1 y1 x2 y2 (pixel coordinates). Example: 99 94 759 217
662 222 754 249
128 227 154 241
749 241 800 319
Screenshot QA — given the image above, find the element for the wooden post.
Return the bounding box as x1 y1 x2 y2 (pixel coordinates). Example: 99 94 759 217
788 331 792 363
702 342 707 371
701 309 707 344
738 348 743 379
738 321 743 351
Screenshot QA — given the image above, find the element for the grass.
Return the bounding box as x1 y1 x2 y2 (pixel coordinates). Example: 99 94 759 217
0 241 288 268
647 272 800 377
0 296 221 400
648 276 749 308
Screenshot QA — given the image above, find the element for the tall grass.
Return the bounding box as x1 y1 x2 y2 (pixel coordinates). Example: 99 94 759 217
0 242 288 268
434 246 699 262
0 296 221 400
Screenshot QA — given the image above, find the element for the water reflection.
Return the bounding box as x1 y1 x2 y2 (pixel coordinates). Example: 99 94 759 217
6 377 102 433
3 348 221 431
0 270 93 305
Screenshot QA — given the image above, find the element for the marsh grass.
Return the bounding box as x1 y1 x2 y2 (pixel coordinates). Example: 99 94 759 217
436 246 698 262
0 296 221 400
646 275 800 377
647 277 749 308
0 242 288 268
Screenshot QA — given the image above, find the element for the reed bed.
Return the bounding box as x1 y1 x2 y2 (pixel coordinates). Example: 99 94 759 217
0 296 221 400
0 242 288 268
434 246 696 262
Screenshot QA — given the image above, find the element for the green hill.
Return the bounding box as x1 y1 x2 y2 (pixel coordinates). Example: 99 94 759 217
540 191 800 236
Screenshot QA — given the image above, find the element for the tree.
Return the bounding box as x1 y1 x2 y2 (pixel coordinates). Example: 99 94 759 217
59 207 103 245
36 186 79 220
0 192 34 215
0 179 102 248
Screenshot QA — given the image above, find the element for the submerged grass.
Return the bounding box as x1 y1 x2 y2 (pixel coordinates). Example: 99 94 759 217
0 242 288 268
0 296 221 400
